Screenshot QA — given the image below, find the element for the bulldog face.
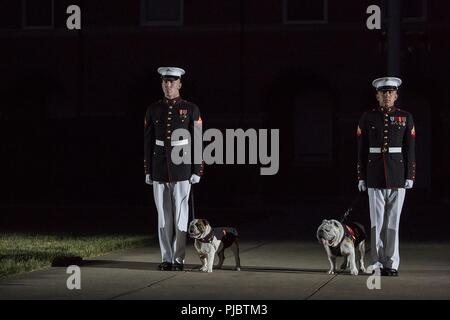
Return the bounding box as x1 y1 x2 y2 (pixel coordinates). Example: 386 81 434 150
316 219 344 247
188 219 212 240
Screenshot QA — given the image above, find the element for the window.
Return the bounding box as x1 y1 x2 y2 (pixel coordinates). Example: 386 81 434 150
283 0 328 24
22 0 54 29
140 0 183 26
402 0 427 21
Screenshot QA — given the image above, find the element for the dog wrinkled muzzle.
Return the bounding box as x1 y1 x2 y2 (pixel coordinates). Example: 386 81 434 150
189 228 200 239
317 219 346 248
188 221 200 238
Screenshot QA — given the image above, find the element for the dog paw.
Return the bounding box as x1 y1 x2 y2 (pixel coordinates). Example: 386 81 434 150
327 269 335 275
360 267 368 274
200 267 208 272
350 268 359 276
207 269 213 273
234 267 241 271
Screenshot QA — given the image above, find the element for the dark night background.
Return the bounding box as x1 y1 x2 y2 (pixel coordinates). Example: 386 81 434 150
0 0 449 238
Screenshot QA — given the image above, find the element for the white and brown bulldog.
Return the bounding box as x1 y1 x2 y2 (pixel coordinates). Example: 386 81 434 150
316 219 368 276
188 219 241 273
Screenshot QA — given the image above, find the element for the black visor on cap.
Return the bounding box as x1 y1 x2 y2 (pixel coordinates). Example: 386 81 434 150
161 75 180 81
377 85 398 92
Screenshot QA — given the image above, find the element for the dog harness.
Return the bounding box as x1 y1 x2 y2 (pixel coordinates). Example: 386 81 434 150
330 222 366 257
198 227 238 249
198 230 215 243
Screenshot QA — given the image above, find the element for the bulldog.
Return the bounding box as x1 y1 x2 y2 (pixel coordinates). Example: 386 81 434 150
188 219 241 273
316 219 368 276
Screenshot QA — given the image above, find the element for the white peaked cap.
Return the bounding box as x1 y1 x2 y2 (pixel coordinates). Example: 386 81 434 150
372 77 402 90
157 67 185 79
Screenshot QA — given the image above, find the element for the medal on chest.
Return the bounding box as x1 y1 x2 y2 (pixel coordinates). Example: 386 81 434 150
178 109 188 120
390 116 406 126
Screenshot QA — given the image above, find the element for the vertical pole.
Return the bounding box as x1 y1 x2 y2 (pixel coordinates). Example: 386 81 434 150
387 0 401 76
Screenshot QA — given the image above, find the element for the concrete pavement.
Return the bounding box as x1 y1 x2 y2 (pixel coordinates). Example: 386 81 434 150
1 211 449 300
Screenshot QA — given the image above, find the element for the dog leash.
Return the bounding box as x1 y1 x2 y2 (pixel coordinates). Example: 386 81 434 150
340 191 364 223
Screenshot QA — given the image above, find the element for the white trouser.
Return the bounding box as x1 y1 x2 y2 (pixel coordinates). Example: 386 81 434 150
153 180 191 264
368 188 406 270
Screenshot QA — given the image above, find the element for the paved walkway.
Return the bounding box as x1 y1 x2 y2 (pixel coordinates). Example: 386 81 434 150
1 212 449 300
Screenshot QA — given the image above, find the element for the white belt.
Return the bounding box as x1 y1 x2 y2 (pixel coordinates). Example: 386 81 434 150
156 139 189 147
369 147 402 153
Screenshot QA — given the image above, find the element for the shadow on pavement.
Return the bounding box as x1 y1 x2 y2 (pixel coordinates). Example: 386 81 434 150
82 259 339 275
81 260 200 272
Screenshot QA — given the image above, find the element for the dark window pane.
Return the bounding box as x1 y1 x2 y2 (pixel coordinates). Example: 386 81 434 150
184 0 240 25
143 0 181 22
402 0 425 18
286 0 325 21
25 0 53 27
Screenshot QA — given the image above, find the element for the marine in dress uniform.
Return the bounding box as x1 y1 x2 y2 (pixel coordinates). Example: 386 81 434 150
357 77 416 276
144 67 204 271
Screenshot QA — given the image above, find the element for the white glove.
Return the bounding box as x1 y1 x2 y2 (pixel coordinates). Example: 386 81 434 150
190 174 201 184
145 174 153 185
405 179 414 189
358 180 367 192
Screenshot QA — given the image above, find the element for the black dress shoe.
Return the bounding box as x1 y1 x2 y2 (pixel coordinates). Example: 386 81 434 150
173 262 184 271
387 268 399 276
381 268 399 276
158 262 172 271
